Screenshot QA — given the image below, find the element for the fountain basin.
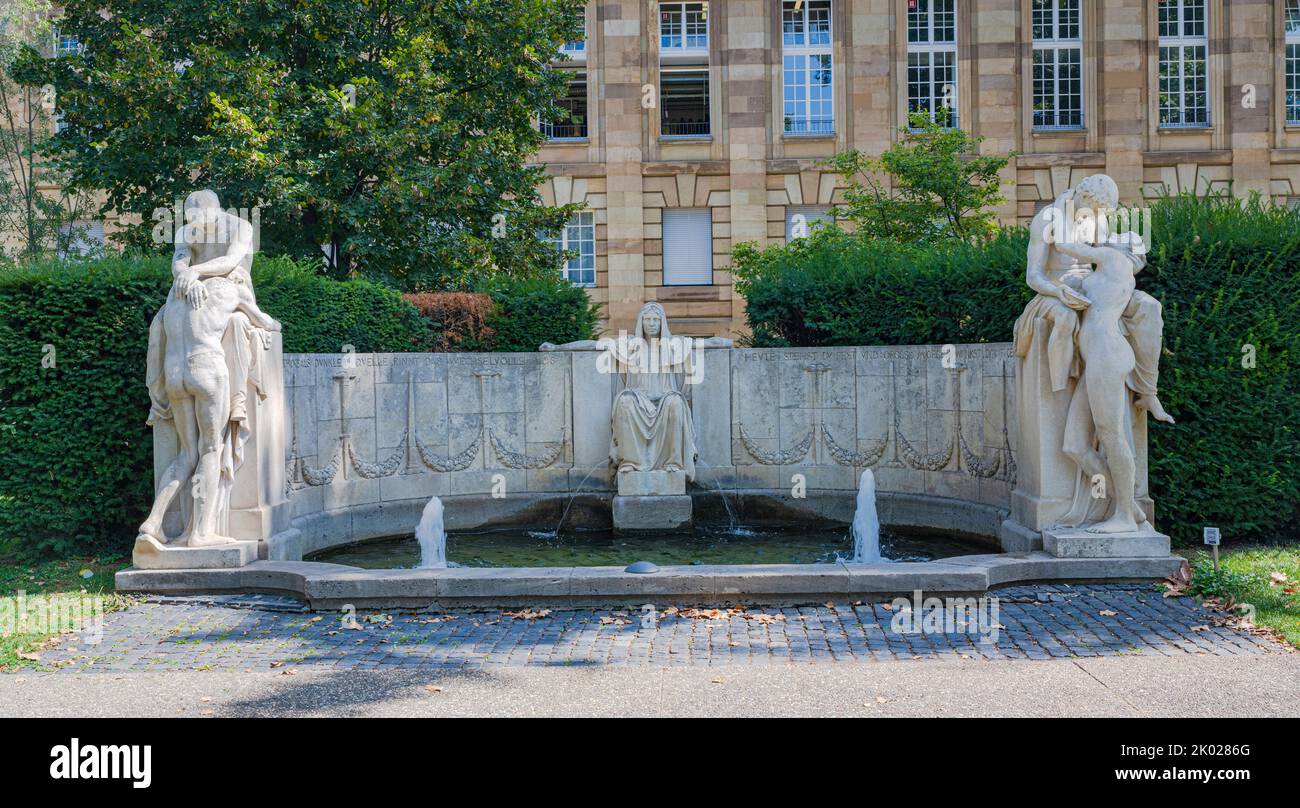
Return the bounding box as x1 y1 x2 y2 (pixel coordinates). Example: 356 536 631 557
115 552 1185 609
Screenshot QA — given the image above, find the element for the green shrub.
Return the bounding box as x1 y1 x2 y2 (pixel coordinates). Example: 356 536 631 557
733 193 1300 546
734 225 1032 347
0 256 167 559
0 254 599 558
473 274 601 352
250 259 424 353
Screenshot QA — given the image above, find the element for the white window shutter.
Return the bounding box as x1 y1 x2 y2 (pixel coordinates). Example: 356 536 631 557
662 208 713 285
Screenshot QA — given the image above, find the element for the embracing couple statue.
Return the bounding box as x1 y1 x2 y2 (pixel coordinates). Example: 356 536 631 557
136 190 281 551
1014 174 1174 537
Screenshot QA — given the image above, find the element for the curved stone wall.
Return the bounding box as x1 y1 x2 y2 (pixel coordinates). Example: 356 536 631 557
271 343 1020 559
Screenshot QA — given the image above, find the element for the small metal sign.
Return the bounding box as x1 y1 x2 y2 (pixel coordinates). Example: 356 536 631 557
1203 527 1221 546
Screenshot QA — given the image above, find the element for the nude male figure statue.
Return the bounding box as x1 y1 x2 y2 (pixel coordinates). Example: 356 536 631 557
137 273 280 547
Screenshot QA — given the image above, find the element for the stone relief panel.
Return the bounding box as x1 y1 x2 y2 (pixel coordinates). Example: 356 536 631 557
282 344 1019 519
284 353 572 507
731 344 1017 503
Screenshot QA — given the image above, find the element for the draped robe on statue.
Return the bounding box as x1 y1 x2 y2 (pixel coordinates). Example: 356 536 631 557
609 307 698 481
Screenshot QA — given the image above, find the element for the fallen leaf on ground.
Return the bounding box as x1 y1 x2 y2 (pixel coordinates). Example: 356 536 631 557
16 651 39 661
502 609 552 620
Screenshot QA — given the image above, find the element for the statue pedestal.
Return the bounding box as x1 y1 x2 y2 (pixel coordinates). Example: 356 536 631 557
132 535 260 570
1009 318 1077 535
1043 527 1171 559
613 471 692 531
617 469 685 496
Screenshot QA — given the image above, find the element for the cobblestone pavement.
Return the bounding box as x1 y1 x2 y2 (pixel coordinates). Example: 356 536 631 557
36 584 1287 673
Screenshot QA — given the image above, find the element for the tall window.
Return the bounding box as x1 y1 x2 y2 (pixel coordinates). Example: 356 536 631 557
1157 0 1209 127
1287 0 1300 125
1032 0 1082 129
554 212 595 287
661 70 710 136
782 0 833 135
542 72 587 140
559 3 586 59
660 2 710 137
907 0 958 127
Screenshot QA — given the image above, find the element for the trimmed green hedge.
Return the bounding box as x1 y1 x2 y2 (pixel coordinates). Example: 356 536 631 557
0 255 596 559
733 194 1300 546
473 274 601 353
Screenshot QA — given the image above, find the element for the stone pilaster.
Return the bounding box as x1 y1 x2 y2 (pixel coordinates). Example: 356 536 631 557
1099 0 1148 203
1226 0 1275 198
724 0 771 337
600 0 647 328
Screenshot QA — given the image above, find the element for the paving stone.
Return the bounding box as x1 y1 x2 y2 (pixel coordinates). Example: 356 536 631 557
33 584 1289 672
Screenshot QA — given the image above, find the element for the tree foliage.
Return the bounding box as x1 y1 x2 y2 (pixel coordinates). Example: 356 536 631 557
825 111 1013 243
17 0 585 289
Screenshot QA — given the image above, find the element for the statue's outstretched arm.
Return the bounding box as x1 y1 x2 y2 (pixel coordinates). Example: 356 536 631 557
538 339 601 351
1053 238 1109 266
235 284 281 332
694 336 733 349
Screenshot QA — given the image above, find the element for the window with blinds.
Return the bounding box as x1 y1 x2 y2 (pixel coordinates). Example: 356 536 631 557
662 208 713 286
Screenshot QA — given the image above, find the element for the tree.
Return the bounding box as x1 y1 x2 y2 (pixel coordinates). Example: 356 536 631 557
825 111 1013 243
0 0 96 263
19 0 585 289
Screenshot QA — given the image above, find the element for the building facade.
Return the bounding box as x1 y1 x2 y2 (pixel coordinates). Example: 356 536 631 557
534 0 1300 337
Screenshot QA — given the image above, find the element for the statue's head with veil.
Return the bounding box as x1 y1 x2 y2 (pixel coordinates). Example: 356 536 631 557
599 302 700 388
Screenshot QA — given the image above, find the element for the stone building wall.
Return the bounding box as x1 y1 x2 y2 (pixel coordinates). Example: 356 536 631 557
537 0 1300 338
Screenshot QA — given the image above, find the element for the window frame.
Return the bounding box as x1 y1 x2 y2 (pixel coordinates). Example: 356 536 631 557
1156 0 1210 128
1286 0 1300 125
660 67 711 138
661 207 714 287
905 0 959 128
781 0 835 137
554 211 596 288
559 5 586 61
659 2 709 57
541 70 589 141
1031 0 1083 131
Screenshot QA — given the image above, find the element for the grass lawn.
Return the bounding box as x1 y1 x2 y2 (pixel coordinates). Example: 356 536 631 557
0 555 133 671
1187 543 1300 649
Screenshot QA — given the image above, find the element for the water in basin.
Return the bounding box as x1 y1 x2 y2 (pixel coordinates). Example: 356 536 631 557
308 524 997 569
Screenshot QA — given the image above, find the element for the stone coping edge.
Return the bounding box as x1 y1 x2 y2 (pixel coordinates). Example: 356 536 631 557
115 552 1186 609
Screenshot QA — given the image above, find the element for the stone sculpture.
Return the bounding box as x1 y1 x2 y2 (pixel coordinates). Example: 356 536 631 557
136 191 281 558
541 301 731 528
1010 174 1174 557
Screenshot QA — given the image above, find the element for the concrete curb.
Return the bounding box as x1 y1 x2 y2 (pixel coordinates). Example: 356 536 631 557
115 552 1186 609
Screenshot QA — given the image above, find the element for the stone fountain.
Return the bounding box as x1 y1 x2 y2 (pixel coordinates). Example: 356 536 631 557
119 179 1185 603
